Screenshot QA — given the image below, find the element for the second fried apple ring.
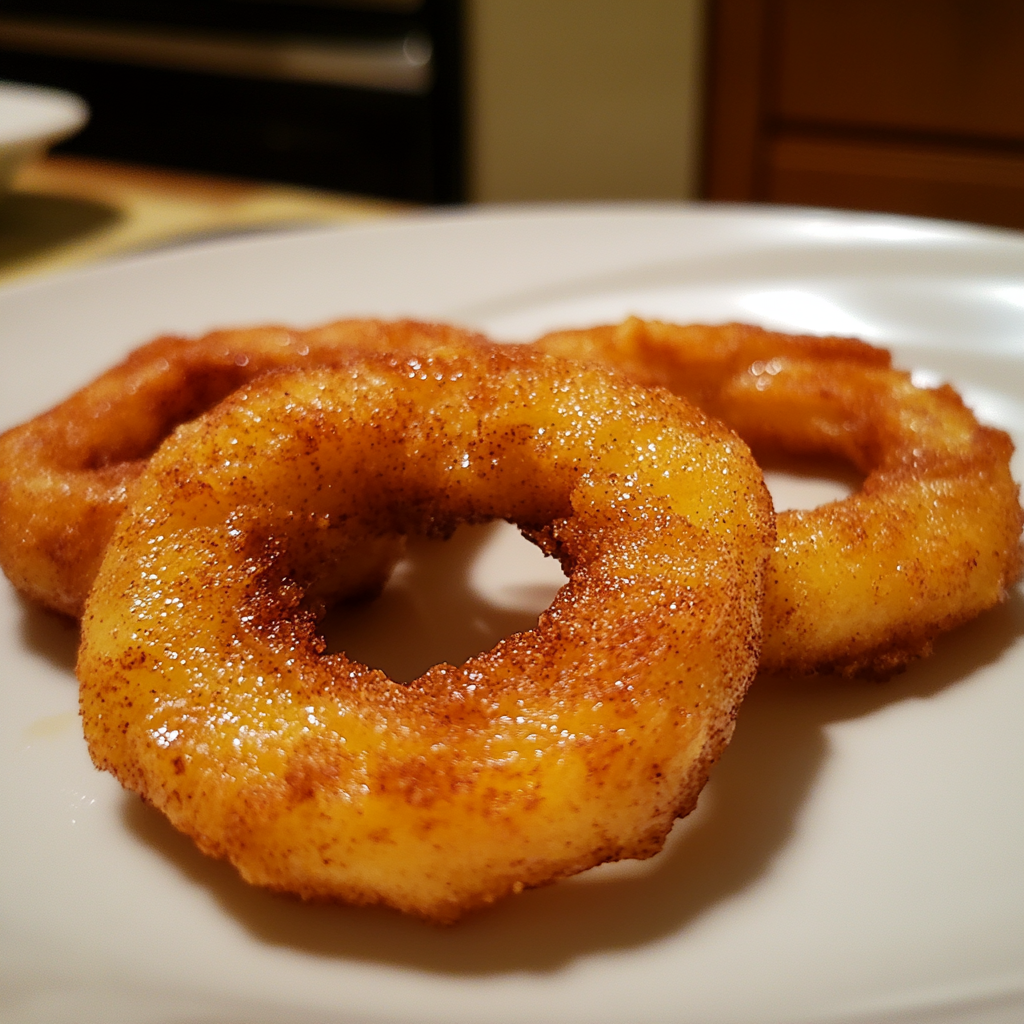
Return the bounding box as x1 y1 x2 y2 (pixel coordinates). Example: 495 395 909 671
0 319 480 616
536 318 1023 677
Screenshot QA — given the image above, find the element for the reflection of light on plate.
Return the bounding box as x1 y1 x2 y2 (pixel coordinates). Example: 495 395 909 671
794 217 957 244
736 288 881 338
958 385 1024 437
910 367 944 390
479 277 1024 354
480 286 745 342
483 284 887 343
987 284 1024 311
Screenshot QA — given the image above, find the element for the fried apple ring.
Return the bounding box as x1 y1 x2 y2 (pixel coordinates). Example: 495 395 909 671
536 318 1023 677
77 344 774 923
0 319 482 617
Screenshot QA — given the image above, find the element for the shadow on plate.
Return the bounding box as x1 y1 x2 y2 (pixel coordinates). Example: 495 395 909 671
18 596 80 676
119 520 1024 974
0 191 119 270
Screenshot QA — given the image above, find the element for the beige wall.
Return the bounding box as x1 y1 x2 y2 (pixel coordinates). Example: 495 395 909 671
466 0 707 202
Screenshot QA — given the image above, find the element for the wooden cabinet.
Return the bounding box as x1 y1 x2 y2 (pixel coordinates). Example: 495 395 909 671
704 0 1024 229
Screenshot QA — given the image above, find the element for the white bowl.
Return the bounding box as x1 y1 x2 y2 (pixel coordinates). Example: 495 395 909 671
0 80 89 190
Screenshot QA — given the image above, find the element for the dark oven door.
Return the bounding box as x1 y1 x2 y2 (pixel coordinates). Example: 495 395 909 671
0 0 464 202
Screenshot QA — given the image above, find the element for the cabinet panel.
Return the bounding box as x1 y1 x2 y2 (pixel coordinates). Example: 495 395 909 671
767 135 1024 229
772 0 1024 142
704 0 1024 229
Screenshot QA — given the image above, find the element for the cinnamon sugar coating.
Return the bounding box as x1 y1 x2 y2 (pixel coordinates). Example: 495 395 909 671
77 343 774 922
537 319 1023 677
0 319 480 616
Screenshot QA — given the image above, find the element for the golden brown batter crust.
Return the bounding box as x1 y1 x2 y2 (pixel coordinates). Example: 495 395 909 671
77 343 774 922
536 318 1024 677
0 319 481 616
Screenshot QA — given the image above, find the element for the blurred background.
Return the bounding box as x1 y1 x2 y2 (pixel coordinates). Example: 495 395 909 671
2 0 1023 278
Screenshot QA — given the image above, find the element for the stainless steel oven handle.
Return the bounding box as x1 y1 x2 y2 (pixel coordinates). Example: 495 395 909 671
0 16 433 94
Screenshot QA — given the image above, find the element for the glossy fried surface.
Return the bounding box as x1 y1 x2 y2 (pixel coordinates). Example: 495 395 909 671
0 319 480 616
77 344 774 923
537 318 1024 677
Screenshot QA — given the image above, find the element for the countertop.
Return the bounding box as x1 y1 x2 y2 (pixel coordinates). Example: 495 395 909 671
1 155 409 286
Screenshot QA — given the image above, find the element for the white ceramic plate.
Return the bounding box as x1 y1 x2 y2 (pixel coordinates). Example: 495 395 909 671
1 205 1022 1024
0 80 88 190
